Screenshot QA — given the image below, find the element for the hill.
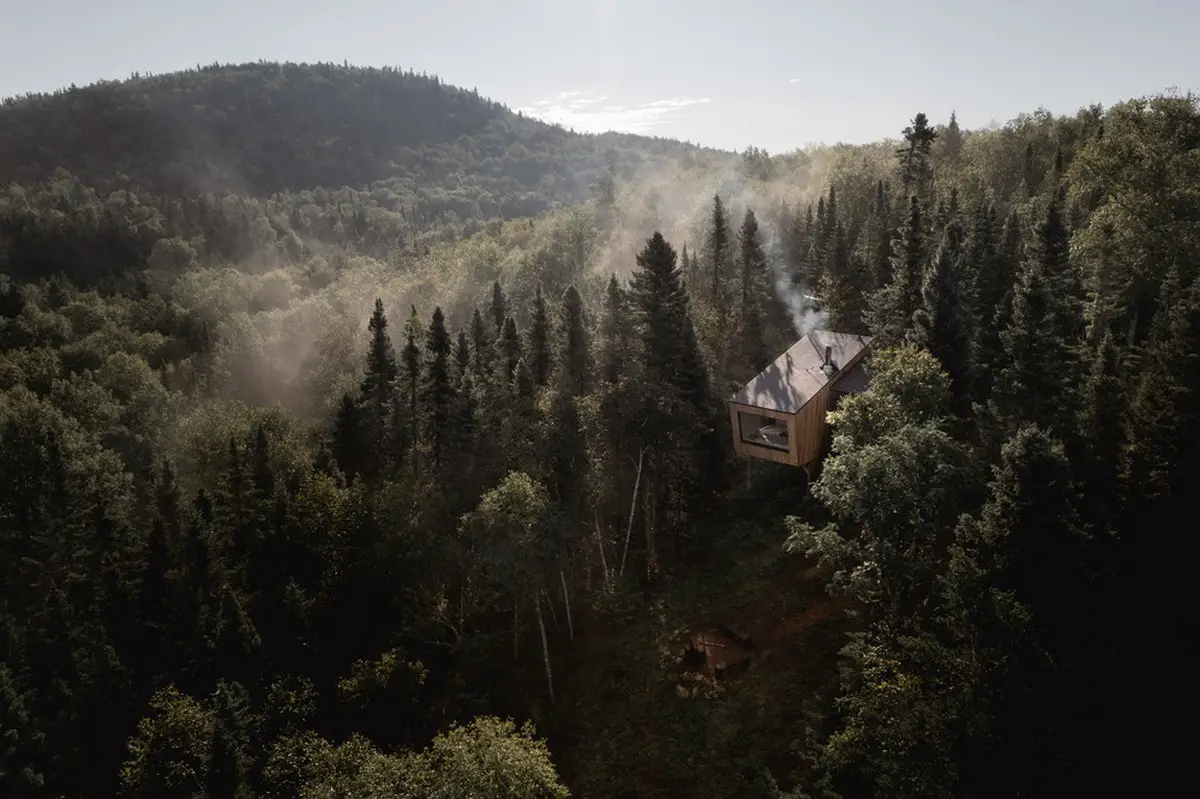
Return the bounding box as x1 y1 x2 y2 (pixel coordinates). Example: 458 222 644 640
0 60 721 217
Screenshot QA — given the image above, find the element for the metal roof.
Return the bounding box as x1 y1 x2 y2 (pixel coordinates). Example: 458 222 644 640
729 330 873 414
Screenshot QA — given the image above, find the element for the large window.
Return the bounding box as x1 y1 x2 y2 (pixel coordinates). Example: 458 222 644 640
738 410 790 452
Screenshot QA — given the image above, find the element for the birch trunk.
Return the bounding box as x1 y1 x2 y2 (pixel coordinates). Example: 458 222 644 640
544 588 560 632
619 447 647 578
535 593 555 705
560 568 574 640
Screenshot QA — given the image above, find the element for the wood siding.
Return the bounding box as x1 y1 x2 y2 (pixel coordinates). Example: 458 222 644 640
729 344 872 469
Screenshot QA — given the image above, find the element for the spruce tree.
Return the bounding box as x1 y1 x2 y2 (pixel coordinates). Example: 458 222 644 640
421 307 453 468
706 194 731 312
911 219 971 404
488 281 507 339
991 200 1083 441
454 329 470 386
737 209 770 374
599 274 629 385
896 113 938 202
496 316 521 387
939 425 1087 797
528 284 551 388
469 307 488 379
331 393 363 479
400 305 422 472
557 284 591 397
867 195 925 345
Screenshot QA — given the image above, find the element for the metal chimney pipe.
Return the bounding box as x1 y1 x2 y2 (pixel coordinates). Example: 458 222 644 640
824 345 832 365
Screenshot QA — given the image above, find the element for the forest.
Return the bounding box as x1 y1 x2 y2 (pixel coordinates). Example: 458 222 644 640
1 62 1198 798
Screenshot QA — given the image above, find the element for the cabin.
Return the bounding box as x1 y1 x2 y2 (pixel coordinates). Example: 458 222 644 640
728 330 873 471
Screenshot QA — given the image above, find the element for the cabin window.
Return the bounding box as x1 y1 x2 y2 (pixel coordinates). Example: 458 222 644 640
738 410 790 452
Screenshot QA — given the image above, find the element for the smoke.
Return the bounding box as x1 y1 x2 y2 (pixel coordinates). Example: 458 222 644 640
774 270 826 338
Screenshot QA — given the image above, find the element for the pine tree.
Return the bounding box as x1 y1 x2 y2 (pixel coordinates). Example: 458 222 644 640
911 220 971 404
421 307 453 468
528 284 551 388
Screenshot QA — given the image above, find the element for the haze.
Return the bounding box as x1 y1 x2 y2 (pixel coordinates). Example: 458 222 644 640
1 0 1196 153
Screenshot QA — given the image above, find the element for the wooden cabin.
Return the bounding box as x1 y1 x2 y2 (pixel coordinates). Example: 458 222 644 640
728 330 873 470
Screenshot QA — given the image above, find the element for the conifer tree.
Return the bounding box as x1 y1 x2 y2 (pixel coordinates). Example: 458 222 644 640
737 209 771 374
528 285 551 388
939 425 1088 797
400 305 422 472
991 199 1084 441
599 274 629 385
557 284 590 397
331 393 363 479
497 316 521 387
705 194 731 312
454 329 470 386
488 281 507 339
469 307 488 379
896 112 938 202
422 307 453 468
911 219 971 404
867 195 925 345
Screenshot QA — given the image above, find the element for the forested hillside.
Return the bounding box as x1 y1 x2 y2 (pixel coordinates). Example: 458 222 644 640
0 62 718 237
1 63 1198 797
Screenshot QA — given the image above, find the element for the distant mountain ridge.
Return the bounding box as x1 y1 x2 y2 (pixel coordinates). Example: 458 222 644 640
0 61 720 213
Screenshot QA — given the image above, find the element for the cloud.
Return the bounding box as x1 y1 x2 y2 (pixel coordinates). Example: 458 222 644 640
788 77 803 84
517 90 712 134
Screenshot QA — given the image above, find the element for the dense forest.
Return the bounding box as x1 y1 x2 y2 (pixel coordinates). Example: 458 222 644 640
1 62 1198 797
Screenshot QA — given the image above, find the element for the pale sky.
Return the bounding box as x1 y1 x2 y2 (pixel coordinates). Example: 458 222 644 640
1 0 1196 153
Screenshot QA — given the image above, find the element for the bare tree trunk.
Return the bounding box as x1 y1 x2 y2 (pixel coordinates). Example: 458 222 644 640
619 447 648 578
560 568 574 640
594 511 610 584
534 593 555 705
513 602 519 661
544 588 560 632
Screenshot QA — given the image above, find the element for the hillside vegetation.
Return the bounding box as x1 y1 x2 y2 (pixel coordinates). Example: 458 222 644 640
1 63 1198 797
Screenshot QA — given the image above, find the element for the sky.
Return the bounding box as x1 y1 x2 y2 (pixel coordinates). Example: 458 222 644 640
1 0 1196 153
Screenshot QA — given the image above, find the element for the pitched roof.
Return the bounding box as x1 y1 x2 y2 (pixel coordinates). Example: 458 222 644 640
729 330 873 414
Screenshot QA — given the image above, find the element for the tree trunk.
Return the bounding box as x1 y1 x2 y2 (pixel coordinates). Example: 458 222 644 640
620 447 647 578
594 510 610 584
544 588 560 632
560 568 574 640
513 602 519 661
534 593 555 705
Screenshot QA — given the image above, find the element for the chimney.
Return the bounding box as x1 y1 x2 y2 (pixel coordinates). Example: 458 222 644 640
822 344 837 376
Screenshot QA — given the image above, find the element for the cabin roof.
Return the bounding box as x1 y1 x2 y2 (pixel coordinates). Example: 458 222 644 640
729 330 873 414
